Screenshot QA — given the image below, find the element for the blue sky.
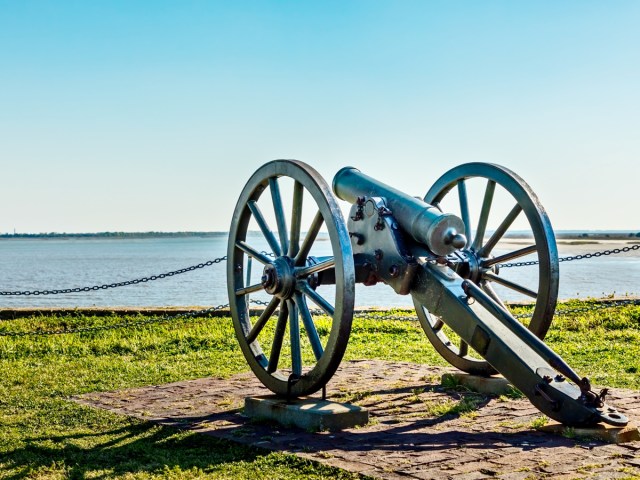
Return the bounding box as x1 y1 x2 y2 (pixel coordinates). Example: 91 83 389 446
1 1 638 233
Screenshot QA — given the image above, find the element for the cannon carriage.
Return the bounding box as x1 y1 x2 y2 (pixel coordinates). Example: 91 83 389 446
227 159 627 427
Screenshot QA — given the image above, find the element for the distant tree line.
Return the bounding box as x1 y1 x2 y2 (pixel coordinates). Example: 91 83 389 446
0 231 227 239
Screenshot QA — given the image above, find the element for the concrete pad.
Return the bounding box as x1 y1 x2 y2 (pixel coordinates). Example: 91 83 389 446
538 421 640 444
244 395 369 431
442 372 516 396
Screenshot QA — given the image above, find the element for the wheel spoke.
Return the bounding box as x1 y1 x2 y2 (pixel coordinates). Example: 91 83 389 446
478 204 522 257
235 282 264 297
296 293 324 361
482 245 537 268
457 180 472 248
289 181 304 257
246 297 280 344
267 302 288 373
248 200 282 257
484 271 537 299
432 318 444 332
300 283 335 317
245 256 253 304
481 281 509 311
235 241 272 265
472 180 496 251
295 258 335 278
294 210 324 266
289 299 302 377
269 177 289 256
458 340 469 357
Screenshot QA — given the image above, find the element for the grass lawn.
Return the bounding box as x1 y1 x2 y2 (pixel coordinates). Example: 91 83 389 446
1 300 639 479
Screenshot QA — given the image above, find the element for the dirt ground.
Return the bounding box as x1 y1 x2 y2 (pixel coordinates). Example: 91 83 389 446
75 360 640 480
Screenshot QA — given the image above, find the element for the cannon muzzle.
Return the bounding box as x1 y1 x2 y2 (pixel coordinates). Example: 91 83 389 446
332 167 466 256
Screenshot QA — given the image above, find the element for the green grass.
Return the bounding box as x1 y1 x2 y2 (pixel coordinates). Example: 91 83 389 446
1 300 639 478
511 299 640 389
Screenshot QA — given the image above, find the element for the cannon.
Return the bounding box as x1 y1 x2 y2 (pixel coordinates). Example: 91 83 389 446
227 160 627 427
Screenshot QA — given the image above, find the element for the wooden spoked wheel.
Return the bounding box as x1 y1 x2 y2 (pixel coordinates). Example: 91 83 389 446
416 163 559 375
227 160 355 396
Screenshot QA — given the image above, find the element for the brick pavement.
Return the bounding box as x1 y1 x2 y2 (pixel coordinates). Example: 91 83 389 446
74 360 640 479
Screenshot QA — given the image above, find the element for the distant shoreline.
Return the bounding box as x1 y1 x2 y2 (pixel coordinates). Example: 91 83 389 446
1 230 639 241
0 231 228 240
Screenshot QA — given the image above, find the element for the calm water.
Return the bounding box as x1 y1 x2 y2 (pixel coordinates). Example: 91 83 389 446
1 236 638 308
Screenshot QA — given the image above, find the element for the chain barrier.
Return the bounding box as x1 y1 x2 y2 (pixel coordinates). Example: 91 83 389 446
1 244 635 295
0 298 274 337
347 300 640 322
553 298 640 317
500 243 640 268
352 311 418 321
0 307 420 337
0 251 279 297
2 298 638 337
0 303 228 337
511 298 640 319
1 245 638 336
0 256 227 296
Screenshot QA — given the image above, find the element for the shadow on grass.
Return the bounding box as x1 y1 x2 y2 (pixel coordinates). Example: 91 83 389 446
3 422 267 479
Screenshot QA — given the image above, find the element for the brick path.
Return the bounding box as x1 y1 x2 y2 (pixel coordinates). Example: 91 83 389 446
75 360 640 479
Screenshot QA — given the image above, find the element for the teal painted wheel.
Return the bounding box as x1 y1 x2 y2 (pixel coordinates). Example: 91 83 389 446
227 160 355 396
417 163 559 375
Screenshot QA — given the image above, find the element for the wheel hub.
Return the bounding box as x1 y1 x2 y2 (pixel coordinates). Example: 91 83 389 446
261 257 296 299
452 250 480 282
452 249 497 284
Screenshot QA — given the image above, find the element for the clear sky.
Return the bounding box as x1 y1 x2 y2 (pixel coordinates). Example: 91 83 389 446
1 1 638 233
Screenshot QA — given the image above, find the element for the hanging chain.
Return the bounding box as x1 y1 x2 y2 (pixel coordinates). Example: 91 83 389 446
0 299 278 337
0 303 229 337
511 298 640 319
0 256 227 296
552 298 640 317
2 299 638 337
348 300 640 322
1 245 635 294
500 243 640 268
352 311 419 321
1 245 638 336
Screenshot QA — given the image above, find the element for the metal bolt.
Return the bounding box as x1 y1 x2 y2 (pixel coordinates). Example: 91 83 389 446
261 270 274 287
374 249 383 261
543 375 553 384
389 264 400 278
349 232 365 245
235 264 243 272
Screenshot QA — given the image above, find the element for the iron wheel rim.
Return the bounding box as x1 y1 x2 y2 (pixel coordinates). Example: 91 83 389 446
227 160 355 396
416 162 559 375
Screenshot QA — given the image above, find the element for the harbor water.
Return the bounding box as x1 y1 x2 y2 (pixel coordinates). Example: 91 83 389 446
1 234 639 308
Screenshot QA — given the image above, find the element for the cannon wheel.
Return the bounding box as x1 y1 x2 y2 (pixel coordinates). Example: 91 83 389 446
416 163 559 375
227 160 355 396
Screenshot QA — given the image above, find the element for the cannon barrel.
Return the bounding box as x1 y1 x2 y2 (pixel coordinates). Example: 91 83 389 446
332 167 466 256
